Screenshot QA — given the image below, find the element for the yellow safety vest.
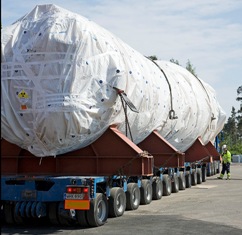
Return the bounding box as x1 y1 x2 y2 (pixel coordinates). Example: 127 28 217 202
222 151 231 164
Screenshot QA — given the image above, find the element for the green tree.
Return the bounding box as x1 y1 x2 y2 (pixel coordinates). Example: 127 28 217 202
222 86 242 154
169 58 197 77
170 58 180 65
236 85 242 103
222 107 237 149
147 55 158 61
186 59 197 77
236 85 242 141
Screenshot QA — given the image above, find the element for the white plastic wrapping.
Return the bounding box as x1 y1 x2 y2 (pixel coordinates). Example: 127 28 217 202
1 4 226 157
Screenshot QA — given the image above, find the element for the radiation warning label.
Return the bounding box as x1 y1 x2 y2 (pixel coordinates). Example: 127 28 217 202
17 90 30 110
18 90 29 99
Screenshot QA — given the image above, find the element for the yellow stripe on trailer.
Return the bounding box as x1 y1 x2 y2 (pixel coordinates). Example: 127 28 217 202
64 200 90 210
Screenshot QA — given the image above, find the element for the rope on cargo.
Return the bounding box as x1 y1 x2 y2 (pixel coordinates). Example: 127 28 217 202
120 94 133 141
146 57 178 120
115 88 139 142
193 76 216 122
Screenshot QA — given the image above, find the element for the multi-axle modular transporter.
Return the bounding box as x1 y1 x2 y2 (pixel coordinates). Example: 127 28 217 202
1 128 222 227
1 4 225 227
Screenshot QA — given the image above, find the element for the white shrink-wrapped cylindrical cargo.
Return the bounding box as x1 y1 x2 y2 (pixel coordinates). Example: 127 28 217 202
1 4 226 157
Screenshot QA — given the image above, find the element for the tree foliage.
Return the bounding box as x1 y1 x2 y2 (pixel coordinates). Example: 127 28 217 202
237 85 242 104
170 58 180 65
147 55 158 61
170 58 197 77
222 87 242 154
185 59 197 77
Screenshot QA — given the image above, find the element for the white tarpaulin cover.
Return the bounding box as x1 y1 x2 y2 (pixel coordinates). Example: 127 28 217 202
1 4 226 157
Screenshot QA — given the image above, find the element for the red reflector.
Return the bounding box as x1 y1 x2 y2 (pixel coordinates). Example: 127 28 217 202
83 187 88 193
66 186 86 194
67 188 73 193
67 187 78 193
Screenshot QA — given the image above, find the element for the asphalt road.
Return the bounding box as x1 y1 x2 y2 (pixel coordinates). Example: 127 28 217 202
1 164 242 235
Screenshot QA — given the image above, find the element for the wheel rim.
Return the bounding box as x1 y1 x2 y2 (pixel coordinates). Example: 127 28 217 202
146 185 152 201
175 178 178 190
168 179 171 193
116 194 125 213
157 183 162 197
97 200 107 222
182 176 186 188
133 188 139 206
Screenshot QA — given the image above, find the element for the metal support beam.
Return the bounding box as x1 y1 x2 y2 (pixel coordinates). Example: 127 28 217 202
138 130 185 168
1 125 153 177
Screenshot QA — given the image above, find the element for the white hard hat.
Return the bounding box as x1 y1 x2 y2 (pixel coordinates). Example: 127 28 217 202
222 144 227 150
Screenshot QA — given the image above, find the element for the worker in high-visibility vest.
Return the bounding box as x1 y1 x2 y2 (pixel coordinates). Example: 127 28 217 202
217 145 232 180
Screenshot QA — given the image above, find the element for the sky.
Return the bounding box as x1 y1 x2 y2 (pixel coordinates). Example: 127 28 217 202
1 0 242 120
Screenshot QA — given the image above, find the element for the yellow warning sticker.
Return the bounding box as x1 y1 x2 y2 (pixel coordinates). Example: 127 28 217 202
18 90 29 99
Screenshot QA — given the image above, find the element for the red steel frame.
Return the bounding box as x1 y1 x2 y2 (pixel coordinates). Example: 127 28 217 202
138 130 185 168
205 141 222 161
185 137 220 163
1 125 153 177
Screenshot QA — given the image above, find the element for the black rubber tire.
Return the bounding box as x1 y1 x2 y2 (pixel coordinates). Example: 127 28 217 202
86 193 108 227
191 169 197 186
185 171 191 188
202 166 207 182
48 202 59 225
152 177 163 200
214 162 217 175
217 162 221 174
57 202 75 226
162 175 171 196
197 168 202 184
140 179 152 205
0 203 4 226
126 183 140 210
178 172 186 190
4 203 14 225
76 210 89 227
211 162 215 176
172 174 179 193
108 187 126 217
206 163 211 177
13 203 24 225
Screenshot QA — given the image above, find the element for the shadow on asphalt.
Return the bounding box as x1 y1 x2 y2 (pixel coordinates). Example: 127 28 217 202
207 178 242 181
1 214 242 235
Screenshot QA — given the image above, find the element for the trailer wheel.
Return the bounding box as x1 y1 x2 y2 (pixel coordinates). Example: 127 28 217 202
108 187 126 217
178 172 186 190
13 202 24 224
152 177 163 200
86 193 108 227
217 162 220 174
0 203 4 225
162 175 171 196
191 169 197 186
207 163 212 176
185 171 191 188
140 179 152 205
210 162 215 176
48 203 59 225
126 183 140 210
4 203 14 225
202 166 207 182
57 202 75 226
172 174 179 193
197 168 202 184
213 162 217 175
76 210 89 227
